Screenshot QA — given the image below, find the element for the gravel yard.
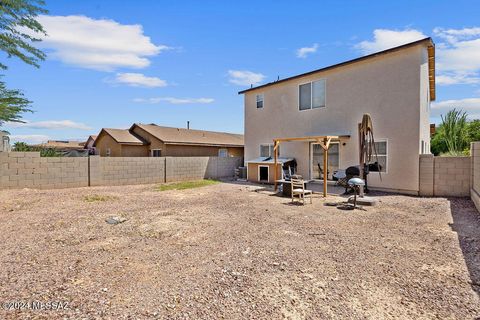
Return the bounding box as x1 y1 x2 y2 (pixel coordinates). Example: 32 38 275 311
0 181 479 319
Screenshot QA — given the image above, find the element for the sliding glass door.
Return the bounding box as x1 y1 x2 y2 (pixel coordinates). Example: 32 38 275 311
311 143 339 180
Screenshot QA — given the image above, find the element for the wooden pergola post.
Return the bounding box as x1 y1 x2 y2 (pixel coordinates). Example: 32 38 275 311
319 137 332 197
270 135 345 196
273 139 279 191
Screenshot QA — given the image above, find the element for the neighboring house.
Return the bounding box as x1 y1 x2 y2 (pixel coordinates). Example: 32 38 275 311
94 128 148 157
94 124 244 157
84 135 97 149
239 38 435 195
84 135 98 155
36 140 85 150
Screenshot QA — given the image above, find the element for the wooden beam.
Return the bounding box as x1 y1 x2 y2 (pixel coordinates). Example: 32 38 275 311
320 136 332 151
273 135 343 143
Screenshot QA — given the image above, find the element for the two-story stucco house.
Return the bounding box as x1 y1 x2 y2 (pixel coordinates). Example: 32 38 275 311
239 38 435 195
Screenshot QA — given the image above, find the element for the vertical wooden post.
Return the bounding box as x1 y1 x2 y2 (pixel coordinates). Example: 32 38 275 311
358 123 364 197
273 140 278 191
323 137 328 197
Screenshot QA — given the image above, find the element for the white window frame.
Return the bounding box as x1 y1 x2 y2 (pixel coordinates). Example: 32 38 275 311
151 149 162 157
260 143 277 157
218 148 228 157
374 139 388 174
298 78 326 111
258 165 269 182
310 141 340 180
256 94 264 109
106 148 111 157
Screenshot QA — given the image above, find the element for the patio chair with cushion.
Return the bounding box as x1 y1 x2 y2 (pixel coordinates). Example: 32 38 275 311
291 178 312 205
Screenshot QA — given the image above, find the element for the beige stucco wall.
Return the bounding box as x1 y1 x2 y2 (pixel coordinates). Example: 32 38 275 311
244 44 430 194
165 144 243 157
121 145 149 157
95 133 123 157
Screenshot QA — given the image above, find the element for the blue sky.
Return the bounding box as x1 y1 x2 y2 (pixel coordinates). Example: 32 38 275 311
3 0 480 144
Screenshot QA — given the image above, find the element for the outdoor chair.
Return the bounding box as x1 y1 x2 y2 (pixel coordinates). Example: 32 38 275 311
291 178 312 205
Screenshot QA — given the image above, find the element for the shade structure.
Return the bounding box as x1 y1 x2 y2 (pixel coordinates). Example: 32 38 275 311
272 134 350 197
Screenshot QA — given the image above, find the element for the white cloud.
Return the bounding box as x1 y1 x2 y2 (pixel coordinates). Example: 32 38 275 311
133 97 214 104
433 27 480 85
436 73 480 85
36 15 169 71
5 120 91 130
296 43 319 58
228 70 266 86
356 29 427 55
431 98 480 119
112 73 167 88
433 27 480 44
9 135 50 144
357 27 480 86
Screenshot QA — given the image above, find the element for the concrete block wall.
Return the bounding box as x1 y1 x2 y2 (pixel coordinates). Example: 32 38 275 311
0 153 243 189
419 155 471 197
165 157 210 182
434 157 471 197
90 156 166 186
419 154 434 196
215 157 244 178
471 142 480 211
0 152 88 189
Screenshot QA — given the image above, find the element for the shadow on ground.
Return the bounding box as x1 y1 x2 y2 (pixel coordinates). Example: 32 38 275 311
449 198 480 297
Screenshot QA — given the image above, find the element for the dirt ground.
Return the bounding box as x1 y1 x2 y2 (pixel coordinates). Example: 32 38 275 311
0 181 479 319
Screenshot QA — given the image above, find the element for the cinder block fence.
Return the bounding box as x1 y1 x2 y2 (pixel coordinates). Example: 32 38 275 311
418 154 471 197
0 153 243 190
418 141 480 212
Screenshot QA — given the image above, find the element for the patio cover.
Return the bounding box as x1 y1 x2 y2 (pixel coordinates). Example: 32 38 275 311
273 133 350 197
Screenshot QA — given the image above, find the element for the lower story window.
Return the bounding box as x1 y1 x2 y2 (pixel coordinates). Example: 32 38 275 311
373 140 387 172
151 149 162 157
260 144 278 157
218 148 228 157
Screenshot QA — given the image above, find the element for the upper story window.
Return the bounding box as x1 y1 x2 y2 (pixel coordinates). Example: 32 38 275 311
260 144 278 157
299 79 326 110
256 94 264 108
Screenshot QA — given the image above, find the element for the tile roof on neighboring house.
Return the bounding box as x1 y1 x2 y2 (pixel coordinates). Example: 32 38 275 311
132 123 244 147
238 37 435 101
98 128 146 145
37 140 84 149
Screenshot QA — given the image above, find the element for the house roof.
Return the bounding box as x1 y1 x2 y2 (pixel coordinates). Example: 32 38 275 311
132 123 244 147
238 37 435 100
97 128 146 145
247 157 294 164
36 140 84 150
